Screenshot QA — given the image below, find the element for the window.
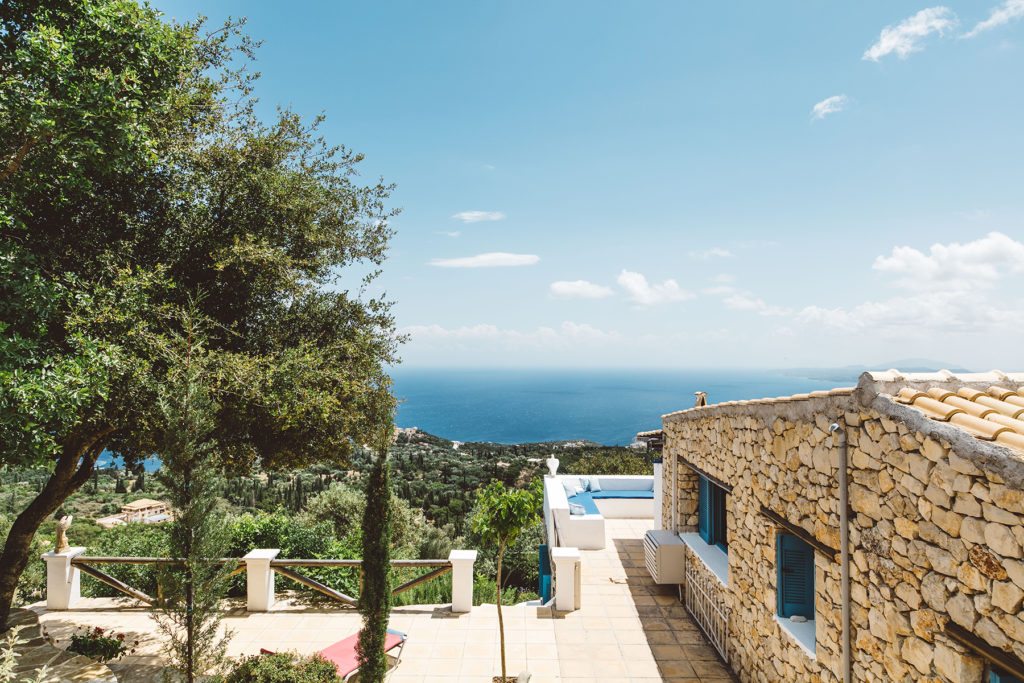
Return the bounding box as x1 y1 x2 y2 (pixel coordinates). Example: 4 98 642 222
776 533 815 620
989 665 1024 683
697 475 728 551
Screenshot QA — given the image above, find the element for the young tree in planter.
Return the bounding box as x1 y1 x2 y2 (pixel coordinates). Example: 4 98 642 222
356 431 394 683
0 0 398 629
470 480 543 683
151 315 235 682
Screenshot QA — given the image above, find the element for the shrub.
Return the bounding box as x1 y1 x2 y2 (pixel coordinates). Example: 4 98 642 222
225 652 341 683
82 523 169 598
562 450 653 476
65 626 137 663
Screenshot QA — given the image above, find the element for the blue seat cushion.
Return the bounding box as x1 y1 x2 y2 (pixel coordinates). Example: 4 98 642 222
566 492 601 515
590 490 654 500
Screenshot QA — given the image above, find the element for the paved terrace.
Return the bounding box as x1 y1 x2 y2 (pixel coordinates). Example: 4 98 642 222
32 520 732 682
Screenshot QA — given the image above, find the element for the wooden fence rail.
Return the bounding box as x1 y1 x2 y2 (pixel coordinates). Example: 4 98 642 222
68 556 454 609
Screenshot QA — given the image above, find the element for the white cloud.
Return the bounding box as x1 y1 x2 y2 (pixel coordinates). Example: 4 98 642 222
429 252 539 268
688 247 734 260
549 280 614 299
863 7 958 61
796 291 1024 334
797 233 1024 333
964 0 1024 38
401 321 619 348
616 270 694 306
872 232 1024 291
811 95 849 120
452 210 506 223
713 273 735 284
436 230 461 238
723 294 790 316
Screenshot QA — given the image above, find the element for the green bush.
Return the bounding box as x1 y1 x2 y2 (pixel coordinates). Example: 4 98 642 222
229 511 333 560
226 652 341 683
82 524 169 598
562 450 653 476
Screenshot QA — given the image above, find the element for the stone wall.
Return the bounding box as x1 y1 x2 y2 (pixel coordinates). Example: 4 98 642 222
661 375 1024 682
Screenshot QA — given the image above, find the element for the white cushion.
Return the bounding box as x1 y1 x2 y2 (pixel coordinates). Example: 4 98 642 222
588 477 602 492
569 503 586 516
561 479 582 499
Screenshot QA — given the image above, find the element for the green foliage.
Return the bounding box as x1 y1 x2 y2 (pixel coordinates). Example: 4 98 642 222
225 652 342 683
150 319 234 682
229 511 333 561
467 514 544 594
66 626 136 663
562 449 654 476
1 625 53 682
357 442 392 682
82 524 169 598
299 482 448 560
473 575 538 607
0 0 399 627
470 480 544 682
470 480 544 554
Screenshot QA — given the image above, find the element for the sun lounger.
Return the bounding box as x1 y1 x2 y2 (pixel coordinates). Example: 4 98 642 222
261 628 407 680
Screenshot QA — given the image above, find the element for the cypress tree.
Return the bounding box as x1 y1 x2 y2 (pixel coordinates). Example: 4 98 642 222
357 437 393 682
152 314 234 682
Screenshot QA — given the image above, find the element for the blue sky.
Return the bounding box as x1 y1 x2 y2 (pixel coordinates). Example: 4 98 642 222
159 1 1024 369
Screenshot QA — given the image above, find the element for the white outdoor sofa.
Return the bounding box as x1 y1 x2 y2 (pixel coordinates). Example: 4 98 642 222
543 474 655 551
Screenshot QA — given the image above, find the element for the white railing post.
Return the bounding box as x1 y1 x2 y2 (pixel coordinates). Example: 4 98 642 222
551 547 581 611
448 549 476 613
244 549 280 612
42 547 86 610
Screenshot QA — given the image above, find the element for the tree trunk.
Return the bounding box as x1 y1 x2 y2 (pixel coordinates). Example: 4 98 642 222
0 429 110 631
497 541 506 682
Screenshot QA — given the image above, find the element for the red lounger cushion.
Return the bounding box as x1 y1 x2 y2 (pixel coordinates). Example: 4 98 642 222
319 631 405 678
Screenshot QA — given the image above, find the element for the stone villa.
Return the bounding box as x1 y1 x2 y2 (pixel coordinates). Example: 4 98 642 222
95 498 171 529
648 370 1024 683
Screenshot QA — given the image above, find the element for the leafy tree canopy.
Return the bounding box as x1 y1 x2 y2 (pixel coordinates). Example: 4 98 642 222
0 0 399 627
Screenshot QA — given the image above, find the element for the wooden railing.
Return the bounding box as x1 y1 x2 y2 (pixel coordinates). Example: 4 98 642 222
70 555 452 609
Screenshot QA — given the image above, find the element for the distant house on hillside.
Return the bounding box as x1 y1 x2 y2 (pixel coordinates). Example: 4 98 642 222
96 498 172 529
647 370 1024 682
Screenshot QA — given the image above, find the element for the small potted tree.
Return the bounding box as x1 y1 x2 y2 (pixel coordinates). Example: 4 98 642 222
471 480 543 683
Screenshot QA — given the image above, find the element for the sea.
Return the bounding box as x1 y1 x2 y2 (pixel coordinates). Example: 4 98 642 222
391 367 861 446
98 367 861 470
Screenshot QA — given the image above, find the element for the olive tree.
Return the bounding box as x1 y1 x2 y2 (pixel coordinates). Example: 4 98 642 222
0 0 398 629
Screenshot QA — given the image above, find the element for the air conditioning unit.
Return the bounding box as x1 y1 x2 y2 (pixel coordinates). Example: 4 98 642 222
644 530 685 584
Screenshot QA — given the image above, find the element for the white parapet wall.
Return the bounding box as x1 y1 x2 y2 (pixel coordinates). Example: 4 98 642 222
543 474 655 551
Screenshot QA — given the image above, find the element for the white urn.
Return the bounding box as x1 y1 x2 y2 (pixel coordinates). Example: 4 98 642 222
546 456 560 477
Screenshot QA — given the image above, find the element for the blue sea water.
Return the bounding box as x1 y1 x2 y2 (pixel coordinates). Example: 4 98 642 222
392 368 858 446
97 368 860 469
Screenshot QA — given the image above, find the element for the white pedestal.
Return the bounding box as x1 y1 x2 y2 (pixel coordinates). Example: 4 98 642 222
653 460 664 531
551 547 581 612
448 549 477 613
244 549 280 612
42 547 86 610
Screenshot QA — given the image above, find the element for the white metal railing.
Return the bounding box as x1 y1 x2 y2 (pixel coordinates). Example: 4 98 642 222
683 549 730 663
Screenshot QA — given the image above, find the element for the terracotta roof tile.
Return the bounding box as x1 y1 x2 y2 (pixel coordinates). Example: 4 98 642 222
895 376 1024 451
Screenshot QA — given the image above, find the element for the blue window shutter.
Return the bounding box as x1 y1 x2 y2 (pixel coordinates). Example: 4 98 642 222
778 534 815 619
698 477 711 543
991 667 1024 683
712 486 727 550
